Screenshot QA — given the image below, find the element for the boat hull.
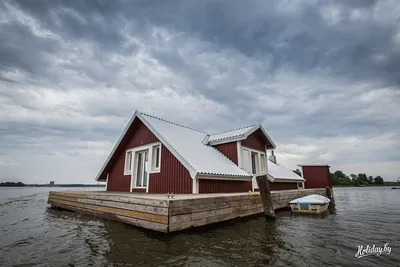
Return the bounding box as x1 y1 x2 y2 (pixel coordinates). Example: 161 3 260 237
290 203 329 214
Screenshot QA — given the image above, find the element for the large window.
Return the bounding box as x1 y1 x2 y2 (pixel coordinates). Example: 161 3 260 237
242 147 267 175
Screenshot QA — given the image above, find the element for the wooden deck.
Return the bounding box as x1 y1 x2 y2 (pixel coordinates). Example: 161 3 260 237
48 188 327 233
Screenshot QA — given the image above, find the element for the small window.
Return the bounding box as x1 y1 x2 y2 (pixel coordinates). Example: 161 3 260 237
125 151 133 174
152 144 161 171
260 154 266 173
251 152 259 174
297 182 304 189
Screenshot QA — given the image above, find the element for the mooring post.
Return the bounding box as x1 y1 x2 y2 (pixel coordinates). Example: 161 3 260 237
326 186 335 212
256 175 275 220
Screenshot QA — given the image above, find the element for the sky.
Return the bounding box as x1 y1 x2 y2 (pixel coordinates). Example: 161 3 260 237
1 0 399 184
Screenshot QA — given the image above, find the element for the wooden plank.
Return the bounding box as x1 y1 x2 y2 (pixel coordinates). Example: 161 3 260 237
170 198 261 215
48 197 168 224
50 192 169 208
48 201 168 232
169 207 263 232
48 194 169 216
169 194 254 208
170 202 263 224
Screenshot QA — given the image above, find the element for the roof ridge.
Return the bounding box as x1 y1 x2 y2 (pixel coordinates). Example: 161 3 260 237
209 124 257 136
140 112 208 134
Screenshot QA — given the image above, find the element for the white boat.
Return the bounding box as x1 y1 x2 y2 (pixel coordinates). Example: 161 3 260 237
289 194 330 214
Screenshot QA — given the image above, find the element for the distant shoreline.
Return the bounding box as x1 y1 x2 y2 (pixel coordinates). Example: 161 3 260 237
0 182 105 188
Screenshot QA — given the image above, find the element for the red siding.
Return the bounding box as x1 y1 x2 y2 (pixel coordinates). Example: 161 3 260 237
198 179 252 193
148 145 192 194
302 166 332 189
241 129 266 151
254 181 298 191
269 181 298 190
106 119 192 193
107 119 159 192
213 142 238 164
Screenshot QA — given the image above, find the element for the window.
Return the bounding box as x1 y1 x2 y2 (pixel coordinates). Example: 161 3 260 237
241 147 267 175
135 150 148 187
242 149 251 173
260 153 266 173
125 151 133 174
297 182 304 189
251 152 259 174
152 145 160 170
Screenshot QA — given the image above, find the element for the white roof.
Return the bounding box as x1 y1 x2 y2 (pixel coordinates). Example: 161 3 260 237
207 125 256 144
268 160 305 182
95 110 279 181
289 194 330 204
140 113 250 178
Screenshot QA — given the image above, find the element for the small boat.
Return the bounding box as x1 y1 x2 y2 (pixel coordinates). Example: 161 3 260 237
289 194 330 214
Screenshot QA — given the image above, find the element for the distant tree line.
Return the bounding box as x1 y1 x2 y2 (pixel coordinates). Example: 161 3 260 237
330 171 384 186
0 182 105 187
0 182 25 187
292 169 389 187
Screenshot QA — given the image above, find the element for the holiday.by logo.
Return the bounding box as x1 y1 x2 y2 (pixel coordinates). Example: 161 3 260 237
355 243 392 258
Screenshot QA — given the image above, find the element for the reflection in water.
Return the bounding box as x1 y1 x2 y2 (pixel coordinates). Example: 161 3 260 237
103 216 281 266
0 187 399 267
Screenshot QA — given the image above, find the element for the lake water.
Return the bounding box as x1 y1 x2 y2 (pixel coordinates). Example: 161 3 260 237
0 187 398 267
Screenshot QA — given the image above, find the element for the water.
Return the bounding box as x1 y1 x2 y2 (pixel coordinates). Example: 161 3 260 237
0 187 399 267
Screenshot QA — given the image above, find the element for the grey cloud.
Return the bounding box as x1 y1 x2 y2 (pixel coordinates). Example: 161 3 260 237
1 0 400 182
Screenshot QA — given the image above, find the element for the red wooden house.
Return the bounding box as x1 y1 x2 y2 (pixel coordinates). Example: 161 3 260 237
95 111 305 194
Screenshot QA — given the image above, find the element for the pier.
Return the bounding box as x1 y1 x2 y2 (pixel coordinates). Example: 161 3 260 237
48 188 327 233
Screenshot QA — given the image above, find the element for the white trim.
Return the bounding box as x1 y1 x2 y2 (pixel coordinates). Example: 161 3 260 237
208 135 247 146
192 178 198 194
124 150 133 176
273 178 305 183
241 146 267 176
132 149 149 189
151 143 162 172
237 141 243 168
196 174 252 181
105 173 109 191
126 142 162 192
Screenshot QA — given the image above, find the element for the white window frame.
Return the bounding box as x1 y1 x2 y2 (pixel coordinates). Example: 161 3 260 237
124 142 162 192
151 144 161 171
124 151 134 175
241 146 267 175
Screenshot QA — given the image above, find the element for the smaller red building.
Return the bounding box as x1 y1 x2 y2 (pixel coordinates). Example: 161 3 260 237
298 165 332 189
95 111 305 194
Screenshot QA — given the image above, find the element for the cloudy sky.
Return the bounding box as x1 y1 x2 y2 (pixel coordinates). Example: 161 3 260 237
1 0 399 184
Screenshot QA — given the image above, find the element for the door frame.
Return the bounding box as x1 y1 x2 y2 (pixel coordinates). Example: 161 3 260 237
128 142 160 193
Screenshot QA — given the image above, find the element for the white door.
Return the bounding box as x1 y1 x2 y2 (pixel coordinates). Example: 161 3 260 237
134 150 149 189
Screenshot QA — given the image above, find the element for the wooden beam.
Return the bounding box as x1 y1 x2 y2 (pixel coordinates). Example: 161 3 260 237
256 175 275 220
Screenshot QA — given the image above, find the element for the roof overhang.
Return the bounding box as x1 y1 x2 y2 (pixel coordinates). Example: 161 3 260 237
196 173 252 181
207 124 276 149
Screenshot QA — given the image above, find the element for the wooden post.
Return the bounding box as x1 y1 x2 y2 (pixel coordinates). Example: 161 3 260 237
256 175 275 220
326 186 335 213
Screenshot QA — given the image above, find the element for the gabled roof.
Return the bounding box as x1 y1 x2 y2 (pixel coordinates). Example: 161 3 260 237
268 160 305 182
95 111 255 181
204 124 276 149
